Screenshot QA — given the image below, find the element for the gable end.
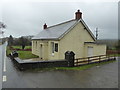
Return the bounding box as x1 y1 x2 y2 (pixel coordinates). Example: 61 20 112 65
59 19 96 41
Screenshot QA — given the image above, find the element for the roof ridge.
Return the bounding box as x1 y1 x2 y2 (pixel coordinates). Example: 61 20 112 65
46 19 76 29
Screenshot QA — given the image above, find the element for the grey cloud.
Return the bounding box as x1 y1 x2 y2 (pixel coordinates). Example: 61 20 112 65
1 2 118 39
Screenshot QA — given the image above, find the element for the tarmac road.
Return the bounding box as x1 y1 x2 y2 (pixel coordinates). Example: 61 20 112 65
0 45 3 89
1 43 119 88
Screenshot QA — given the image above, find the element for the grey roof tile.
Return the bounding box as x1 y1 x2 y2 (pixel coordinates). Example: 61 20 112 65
32 19 77 40
32 19 96 41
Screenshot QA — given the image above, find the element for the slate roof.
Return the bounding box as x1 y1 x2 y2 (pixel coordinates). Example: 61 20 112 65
32 19 96 41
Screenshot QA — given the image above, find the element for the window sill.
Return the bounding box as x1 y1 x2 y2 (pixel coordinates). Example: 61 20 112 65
51 53 54 56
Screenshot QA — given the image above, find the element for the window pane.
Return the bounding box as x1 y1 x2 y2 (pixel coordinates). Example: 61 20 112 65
55 43 58 52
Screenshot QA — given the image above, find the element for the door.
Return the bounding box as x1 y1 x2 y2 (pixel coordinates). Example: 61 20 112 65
87 46 93 57
40 44 43 59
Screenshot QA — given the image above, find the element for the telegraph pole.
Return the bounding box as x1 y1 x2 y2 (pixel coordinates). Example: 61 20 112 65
95 28 98 40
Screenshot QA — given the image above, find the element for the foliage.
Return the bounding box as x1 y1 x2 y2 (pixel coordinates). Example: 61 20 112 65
7 35 32 47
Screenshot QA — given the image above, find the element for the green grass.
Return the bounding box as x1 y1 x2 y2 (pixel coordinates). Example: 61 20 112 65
27 60 116 72
18 51 39 59
6 46 39 59
107 54 120 57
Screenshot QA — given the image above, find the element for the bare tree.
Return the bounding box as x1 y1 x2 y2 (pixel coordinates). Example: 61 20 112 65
0 22 6 34
0 22 6 44
0 22 6 29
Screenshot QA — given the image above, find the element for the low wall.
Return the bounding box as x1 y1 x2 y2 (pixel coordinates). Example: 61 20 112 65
9 55 68 70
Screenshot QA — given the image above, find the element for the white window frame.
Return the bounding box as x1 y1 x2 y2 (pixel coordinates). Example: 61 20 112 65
55 43 58 52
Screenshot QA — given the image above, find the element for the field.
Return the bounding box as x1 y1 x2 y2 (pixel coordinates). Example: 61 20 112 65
6 46 39 59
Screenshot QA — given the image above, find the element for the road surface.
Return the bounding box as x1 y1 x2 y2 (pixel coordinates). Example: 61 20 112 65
1 42 7 89
1 43 119 88
0 45 3 89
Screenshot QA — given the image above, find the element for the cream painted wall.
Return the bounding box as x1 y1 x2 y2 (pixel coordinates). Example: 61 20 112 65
32 39 60 60
59 22 94 59
32 40 48 60
47 41 59 60
84 43 106 57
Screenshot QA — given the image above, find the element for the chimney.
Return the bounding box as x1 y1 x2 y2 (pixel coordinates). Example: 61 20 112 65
75 10 82 20
43 23 47 29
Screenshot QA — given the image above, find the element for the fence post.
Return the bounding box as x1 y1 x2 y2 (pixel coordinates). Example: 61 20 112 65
88 57 89 64
65 51 75 67
76 59 78 66
107 55 109 61
99 56 101 63
107 55 110 61
114 54 116 60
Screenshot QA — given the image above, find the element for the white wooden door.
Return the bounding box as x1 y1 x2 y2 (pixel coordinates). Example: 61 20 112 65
88 46 93 57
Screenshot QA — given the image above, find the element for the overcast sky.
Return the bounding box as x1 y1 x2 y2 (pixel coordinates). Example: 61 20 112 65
0 0 118 39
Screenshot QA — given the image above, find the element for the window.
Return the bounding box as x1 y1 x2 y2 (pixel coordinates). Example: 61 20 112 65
55 43 58 52
51 42 54 53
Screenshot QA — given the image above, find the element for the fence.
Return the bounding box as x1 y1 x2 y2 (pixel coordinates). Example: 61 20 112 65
74 55 116 67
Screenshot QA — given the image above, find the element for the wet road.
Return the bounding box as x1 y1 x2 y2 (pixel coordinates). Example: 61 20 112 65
1 44 119 88
0 45 3 89
1 43 7 89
